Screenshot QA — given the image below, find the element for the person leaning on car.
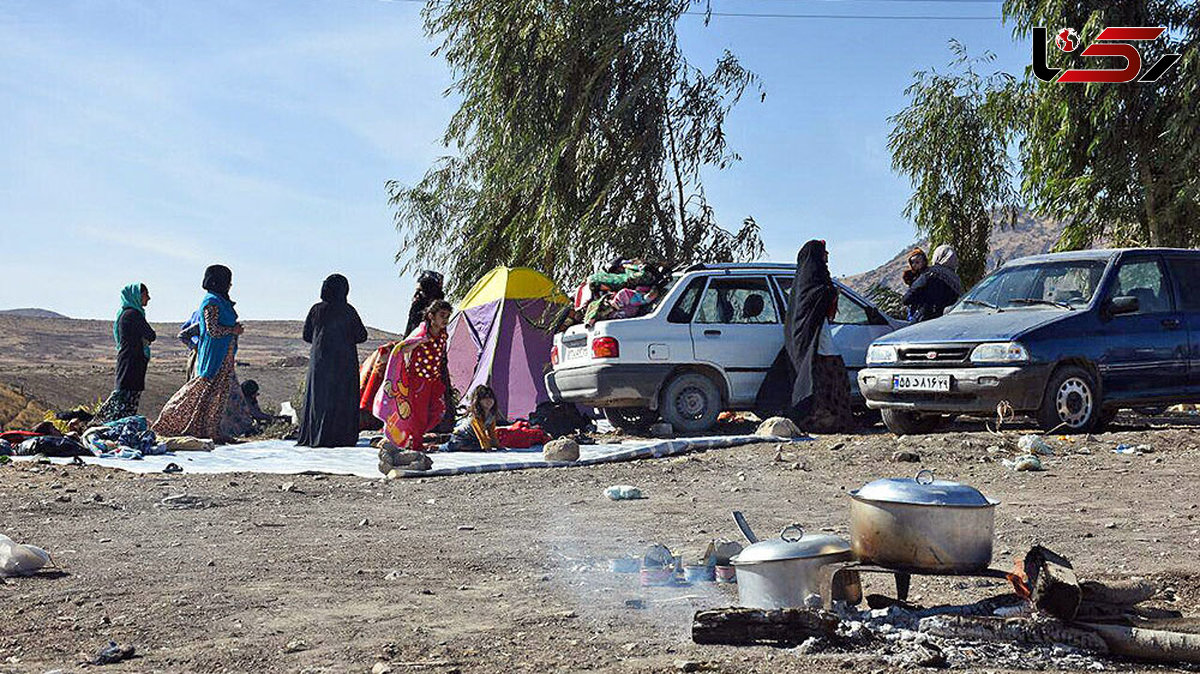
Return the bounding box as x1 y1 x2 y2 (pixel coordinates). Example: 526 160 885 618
902 245 962 322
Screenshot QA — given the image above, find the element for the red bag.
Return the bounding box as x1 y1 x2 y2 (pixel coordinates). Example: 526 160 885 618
494 421 550 449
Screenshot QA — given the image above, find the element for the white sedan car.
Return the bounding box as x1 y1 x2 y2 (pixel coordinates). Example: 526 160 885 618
545 263 905 433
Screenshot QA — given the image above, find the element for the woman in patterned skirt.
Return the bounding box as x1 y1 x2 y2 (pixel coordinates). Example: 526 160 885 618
153 265 244 442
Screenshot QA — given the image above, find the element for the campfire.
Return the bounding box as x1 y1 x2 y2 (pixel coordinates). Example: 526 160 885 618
692 545 1200 667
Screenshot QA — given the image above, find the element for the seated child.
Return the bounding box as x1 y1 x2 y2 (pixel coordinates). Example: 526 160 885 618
438 385 505 452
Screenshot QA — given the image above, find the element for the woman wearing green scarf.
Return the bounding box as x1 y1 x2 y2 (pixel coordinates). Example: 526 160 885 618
94 283 157 424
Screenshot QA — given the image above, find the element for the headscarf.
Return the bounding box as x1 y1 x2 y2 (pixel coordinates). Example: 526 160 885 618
202 265 234 302
784 240 837 409
113 283 151 360
929 245 963 294
320 274 350 304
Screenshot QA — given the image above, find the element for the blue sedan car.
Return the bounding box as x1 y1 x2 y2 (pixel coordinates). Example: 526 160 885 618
859 248 1200 434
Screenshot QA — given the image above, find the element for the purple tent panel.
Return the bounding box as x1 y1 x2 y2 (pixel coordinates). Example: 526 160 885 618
447 297 557 419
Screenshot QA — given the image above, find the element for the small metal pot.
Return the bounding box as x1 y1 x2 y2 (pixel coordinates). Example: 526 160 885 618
731 524 861 609
850 469 998 572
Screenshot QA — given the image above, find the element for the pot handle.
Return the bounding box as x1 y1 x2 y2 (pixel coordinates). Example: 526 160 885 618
916 469 935 485
780 524 805 542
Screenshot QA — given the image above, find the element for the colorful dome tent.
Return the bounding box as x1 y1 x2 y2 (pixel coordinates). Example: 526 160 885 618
446 267 569 419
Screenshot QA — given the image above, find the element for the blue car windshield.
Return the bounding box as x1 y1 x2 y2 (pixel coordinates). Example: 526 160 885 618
954 260 1108 311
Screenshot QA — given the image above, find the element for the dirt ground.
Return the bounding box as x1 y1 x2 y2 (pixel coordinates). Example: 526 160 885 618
3 412 1200 673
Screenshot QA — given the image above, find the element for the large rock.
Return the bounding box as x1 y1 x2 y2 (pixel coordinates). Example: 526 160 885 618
379 446 433 475
756 416 804 439
543 438 580 462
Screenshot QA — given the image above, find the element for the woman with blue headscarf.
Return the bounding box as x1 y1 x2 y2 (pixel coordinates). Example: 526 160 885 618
154 265 244 441
94 283 157 424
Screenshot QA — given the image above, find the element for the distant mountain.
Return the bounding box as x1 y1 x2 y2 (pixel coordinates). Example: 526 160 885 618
0 308 70 319
842 214 1067 295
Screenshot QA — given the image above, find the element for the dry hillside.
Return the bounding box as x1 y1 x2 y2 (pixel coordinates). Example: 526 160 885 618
842 214 1066 294
0 315 400 426
0 382 49 431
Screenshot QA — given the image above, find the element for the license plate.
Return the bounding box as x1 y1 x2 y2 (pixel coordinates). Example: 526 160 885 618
564 344 589 361
893 374 951 392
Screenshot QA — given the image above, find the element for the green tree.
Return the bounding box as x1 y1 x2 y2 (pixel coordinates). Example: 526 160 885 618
887 41 1020 287
389 0 763 296
1002 0 1200 249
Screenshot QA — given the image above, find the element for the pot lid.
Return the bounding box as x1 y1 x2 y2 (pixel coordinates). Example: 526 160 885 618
731 525 850 565
852 469 995 507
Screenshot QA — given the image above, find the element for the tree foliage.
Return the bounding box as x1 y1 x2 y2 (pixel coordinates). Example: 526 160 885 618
388 0 763 296
1002 0 1200 249
887 41 1020 287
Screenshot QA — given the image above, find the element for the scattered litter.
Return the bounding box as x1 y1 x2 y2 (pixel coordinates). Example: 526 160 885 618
1113 444 1152 455
605 485 644 500
161 463 183 474
891 450 920 463
357 518 370 527
625 598 647 610
1017 434 1055 456
93 641 135 665
159 494 210 510
1002 454 1045 472
457 525 475 531
280 481 297 492
0 534 51 576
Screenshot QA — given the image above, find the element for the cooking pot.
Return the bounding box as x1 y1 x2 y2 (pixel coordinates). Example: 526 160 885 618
850 469 997 572
730 520 861 609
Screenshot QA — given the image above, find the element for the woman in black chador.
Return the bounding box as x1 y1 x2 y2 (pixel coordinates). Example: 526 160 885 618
298 274 369 447
755 240 854 432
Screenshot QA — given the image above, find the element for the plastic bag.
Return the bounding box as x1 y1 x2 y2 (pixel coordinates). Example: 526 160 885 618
0 534 51 576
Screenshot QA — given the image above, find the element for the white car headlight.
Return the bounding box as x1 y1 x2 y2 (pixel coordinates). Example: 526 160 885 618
866 344 898 365
970 342 1030 364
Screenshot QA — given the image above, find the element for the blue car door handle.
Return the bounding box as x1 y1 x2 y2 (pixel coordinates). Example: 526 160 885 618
704 329 722 337
1162 318 1182 329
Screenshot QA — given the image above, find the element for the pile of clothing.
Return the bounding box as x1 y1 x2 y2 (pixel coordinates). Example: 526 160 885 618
81 416 165 460
577 259 672 328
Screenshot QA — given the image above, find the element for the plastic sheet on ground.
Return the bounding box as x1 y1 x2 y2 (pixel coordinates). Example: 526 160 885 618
39 434 794 478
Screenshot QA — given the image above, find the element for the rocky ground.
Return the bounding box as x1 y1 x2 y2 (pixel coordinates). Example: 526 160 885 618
2 412 1200 673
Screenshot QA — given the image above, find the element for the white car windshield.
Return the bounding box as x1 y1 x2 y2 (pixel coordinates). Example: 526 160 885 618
955 259 1108 312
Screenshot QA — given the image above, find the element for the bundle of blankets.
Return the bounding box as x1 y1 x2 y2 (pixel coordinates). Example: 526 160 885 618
578 259 673 328
0 416 168 460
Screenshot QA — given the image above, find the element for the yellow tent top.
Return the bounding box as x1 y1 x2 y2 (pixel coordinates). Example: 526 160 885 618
458 266 569 310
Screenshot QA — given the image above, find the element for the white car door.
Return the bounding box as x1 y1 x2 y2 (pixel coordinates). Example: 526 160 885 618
689 275 784 406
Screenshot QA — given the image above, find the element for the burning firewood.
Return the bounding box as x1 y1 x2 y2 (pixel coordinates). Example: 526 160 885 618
1083 623 1200 664
918 615 1109 653
1079 579 1157 607
1022 545 1081 621
691 608 845 647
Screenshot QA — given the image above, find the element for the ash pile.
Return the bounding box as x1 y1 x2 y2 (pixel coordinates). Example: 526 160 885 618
693 545 1200 669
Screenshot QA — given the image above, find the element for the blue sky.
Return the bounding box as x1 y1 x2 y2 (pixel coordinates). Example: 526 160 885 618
0 0 1027 332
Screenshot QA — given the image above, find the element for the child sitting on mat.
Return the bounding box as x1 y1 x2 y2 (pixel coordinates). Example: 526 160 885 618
437 385 506 452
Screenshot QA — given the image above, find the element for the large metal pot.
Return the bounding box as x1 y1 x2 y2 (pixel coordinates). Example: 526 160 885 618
731 523 862 609
850 469 998 572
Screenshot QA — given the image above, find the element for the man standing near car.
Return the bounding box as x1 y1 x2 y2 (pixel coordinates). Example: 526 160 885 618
902 245 962 322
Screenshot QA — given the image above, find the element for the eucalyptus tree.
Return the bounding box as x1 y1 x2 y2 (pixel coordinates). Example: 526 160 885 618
887 42 1020 287
389 0 763 296
1002 0 1200 249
